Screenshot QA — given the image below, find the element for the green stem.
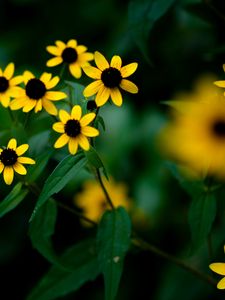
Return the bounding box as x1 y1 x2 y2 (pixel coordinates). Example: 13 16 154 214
96 168 114 209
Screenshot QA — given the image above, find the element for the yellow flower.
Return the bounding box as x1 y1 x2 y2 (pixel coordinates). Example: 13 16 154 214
46 39 94 79
83 51 138 107
0 62 23 107
158 78 225 179
53 105 99 155
209 246 225 289
214 64 225 95
10 71 67 115
0 138 35 185
74 177 131 226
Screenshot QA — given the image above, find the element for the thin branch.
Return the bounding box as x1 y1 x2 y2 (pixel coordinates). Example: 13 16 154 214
96 168 114 209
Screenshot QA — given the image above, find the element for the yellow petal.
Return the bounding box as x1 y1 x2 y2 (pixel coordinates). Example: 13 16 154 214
10 97 27 110
54 134 69 148
8 86 24 97
209 263 225 275
0 69 2 76
94 51 109 71
23 71 35 84
77 45 87 54
42 99 57 116
120 79 138 94
71 105 82 120
0 162 4 173
16 144 29 156
0 94 10 107
55 40 66 49
214 81 225 88
4 63 14 80
81 126 99 137
83 80 103 98
59 109 71 123
34 99 43 113
68 138 78 155
78 135 90 151
45 91 67 100
40 72 52 84
67 39 77 48
45 76 60 89
80 113 96 126
217 277 225 289
13 162 27 175
46 45 61 56
83 66 101 79
110 55 122 69
8 138 17 149
3 166 14 185
23 101 36 112
120 62 138 78
95 86 110 107
17 157 35 164
10 75 24 86
52 122 65 133
79 53 94 63
69 64 82 79
110 88 123 106
46 57 63 67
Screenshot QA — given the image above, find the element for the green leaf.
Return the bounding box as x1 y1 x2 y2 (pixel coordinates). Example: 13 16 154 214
85 146 109 179
26 239 100 300
97 207 132 300
0 182 28 218
29 200 59 265
188 193 217 251
64 81 86 106
30 153 87 220
95 115 106 131
128 0 176 61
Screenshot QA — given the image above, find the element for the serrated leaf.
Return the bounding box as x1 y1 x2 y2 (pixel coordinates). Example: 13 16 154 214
30 153 87 220
85 146 109 179
97 207 132 300
26 239 100 300
0 182 28 218
188 193 217 251
29 200 59 265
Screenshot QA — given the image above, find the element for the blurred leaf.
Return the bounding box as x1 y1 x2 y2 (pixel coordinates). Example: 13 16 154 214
30 153 87 220
0 182 28 218
26 239 100 300
85 146 109 179
95 115 106 131
97 207 132 300
64 81 86 106
188 192 217 251
29 200 59 265
128 0 176 61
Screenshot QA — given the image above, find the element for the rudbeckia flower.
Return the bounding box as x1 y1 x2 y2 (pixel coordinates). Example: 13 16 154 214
158 78 225 179
46 39 94 79
0 138 35 185
53 105 99 155
74 177 131 226
83 51 138 107
10 71 67 115
0 63 23 107
209 246 225 289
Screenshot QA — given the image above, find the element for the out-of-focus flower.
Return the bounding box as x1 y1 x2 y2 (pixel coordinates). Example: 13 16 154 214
209 246 225 289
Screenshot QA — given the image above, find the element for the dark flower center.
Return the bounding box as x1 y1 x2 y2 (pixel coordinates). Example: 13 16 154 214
64 119 81 137
101 67 122 88
0 148 18 166
0 76 9 93
62 47 78 64
26 78 46 100
212 120 225 138
87 100 97 111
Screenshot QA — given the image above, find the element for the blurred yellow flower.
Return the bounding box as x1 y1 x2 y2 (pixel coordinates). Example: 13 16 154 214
10 71 67 115
53 105 99 155
83 51 138 107
159 77 225 179
209 246 225 289
0 138 35 185
74 177 131 226
0 63 23 107
46 39 94 79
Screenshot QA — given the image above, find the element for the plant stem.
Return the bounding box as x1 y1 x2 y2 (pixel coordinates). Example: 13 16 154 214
132 236 217 286
96 168 114 209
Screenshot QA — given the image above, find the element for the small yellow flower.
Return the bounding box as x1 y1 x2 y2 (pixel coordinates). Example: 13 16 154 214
83 51 138 107
10 71 67 115
209 246 225 289
0 62 23 107
46 39 94 79
74 177 131 226
53 105 99 155
0 138 35 185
